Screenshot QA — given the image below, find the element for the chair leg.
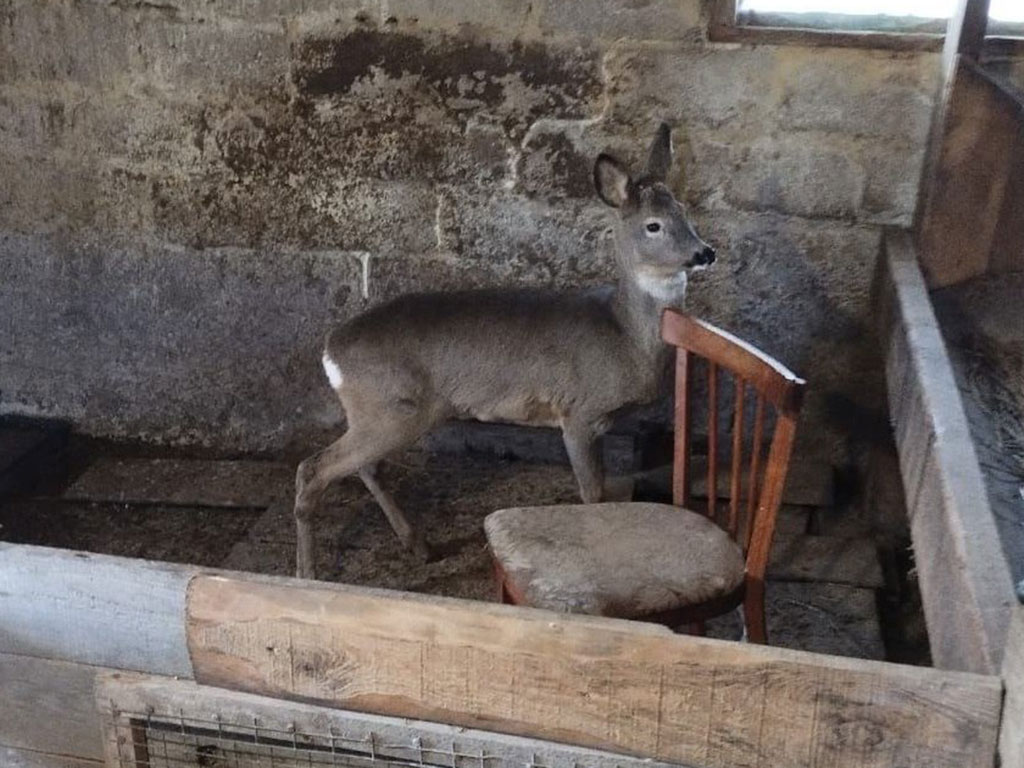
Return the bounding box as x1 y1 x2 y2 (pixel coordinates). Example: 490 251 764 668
499 581 516 604
744 582 768 644
492 558 516 605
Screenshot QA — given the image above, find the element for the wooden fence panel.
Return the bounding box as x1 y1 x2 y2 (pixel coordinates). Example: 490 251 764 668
187 573 1002 768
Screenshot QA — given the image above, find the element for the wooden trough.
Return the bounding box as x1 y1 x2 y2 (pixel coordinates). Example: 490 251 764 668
875 7 1024 764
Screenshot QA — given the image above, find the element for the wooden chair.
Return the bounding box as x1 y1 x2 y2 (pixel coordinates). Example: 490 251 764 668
484 309 806 642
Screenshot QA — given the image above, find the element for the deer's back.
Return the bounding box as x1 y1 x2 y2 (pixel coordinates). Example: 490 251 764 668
326 288 654 425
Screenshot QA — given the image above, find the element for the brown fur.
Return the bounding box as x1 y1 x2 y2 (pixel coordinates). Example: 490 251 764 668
294 123 715 578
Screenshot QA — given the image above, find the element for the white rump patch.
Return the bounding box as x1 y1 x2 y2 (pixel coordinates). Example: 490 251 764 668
322 352 344 390
636 270 688 304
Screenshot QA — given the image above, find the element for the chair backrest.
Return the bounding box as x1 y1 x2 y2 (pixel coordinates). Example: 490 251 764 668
660 309 806 584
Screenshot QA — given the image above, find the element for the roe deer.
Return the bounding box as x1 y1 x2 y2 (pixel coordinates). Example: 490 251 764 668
294 122 715 579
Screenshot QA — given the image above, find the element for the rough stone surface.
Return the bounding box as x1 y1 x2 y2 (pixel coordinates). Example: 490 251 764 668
0 232 355 448
0 0 956 462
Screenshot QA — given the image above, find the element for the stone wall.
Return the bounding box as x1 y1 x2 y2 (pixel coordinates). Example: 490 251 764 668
0 0 941 463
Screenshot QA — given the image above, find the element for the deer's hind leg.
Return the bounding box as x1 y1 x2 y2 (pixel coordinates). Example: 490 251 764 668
359 463 430 561
294 386 438 579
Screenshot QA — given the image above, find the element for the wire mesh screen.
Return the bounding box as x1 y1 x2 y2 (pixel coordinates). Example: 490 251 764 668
98 675 687 768
109 710 586 768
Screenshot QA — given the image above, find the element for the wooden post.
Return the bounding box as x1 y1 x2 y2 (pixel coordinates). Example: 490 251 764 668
942 0 991 76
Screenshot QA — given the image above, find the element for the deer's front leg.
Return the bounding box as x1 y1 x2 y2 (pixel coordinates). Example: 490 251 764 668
562 420 605 504
294 455 326 580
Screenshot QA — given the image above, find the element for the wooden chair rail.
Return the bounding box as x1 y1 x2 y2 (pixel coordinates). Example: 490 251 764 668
661 310 805 416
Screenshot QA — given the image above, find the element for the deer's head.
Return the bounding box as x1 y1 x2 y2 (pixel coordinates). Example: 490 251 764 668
595 122 715 304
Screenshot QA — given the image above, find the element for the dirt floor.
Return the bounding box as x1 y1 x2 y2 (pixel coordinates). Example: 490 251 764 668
2 443 582 600
0 433 925 661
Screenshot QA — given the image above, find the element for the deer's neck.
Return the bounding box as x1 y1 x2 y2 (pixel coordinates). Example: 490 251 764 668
612 273 682 366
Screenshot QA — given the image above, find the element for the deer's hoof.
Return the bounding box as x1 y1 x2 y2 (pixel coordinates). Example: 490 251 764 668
410 538 433 563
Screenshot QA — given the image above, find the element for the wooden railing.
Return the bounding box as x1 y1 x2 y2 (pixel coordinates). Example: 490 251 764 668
0 542 1006 768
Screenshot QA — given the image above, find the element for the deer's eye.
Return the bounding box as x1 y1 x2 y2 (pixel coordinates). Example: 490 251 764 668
645 222 662 234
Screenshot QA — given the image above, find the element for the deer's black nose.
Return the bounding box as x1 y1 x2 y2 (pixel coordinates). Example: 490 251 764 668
694 246 716 266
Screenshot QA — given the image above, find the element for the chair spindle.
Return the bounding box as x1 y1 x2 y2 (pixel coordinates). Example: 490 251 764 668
745 393 766 551
707 361 718 520
673 349 692 508
729 378 745 536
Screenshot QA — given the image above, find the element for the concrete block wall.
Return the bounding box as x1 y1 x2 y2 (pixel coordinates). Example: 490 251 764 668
0 0 942 461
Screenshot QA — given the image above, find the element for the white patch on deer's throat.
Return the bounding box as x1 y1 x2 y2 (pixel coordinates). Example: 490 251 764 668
322 352 344 390
636 270 688 304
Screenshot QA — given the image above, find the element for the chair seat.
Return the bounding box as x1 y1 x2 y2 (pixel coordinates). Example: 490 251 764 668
484 502 745 619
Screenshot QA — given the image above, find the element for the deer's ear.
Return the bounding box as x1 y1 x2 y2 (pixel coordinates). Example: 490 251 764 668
594 154 632 208
644 121 672 182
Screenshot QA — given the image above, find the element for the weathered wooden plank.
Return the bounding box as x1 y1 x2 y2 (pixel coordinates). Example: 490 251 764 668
768 535 883 588
0 748 102 768
187 573 1002 768
97 673 689 768
423 422 641 475
63 457 293 508
918 58 1024 287
0 543 195 676
1000 604 1024 767
880 232 1015 673
632 453 834 509
0 653 104 761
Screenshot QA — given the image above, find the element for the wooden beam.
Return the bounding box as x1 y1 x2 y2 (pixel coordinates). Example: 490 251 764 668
186 573 1002 768
768 535 884 589
879 232 1015 673
1000 605 1024 767
62 457 293 508
710 23 943 52
0 543 195 676
0 653 105 761
96 673 686 768
943 0 990 74
917 58 1024 286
